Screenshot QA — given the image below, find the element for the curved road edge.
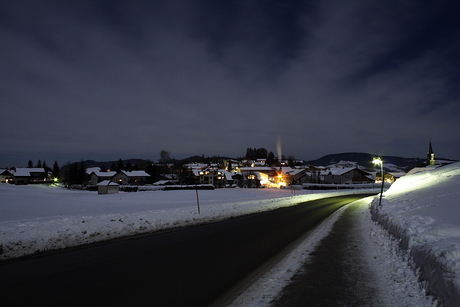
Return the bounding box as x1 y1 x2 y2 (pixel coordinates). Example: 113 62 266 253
218 196 376 307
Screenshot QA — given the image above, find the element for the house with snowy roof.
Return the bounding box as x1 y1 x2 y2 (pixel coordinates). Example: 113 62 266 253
13 168 50 185
320 167 373 184
197 168 228 188
85 167 102 175
88 171 117 185
239 166 277 187
112 170 150 185
279 167 309 184
239 166 278 177
0 169 14 183
184 163 208 171
385 172 406 183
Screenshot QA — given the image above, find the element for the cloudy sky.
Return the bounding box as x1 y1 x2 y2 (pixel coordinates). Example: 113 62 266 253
1 0 459 167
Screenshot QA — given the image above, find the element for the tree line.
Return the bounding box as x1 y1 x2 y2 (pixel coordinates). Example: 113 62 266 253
245 147 298 167
27 159 60 178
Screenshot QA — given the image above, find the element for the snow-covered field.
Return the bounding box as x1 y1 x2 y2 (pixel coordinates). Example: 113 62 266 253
1 162 460 306
0 185 365 260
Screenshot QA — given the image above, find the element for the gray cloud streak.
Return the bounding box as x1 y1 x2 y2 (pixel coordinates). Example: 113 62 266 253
1 0 459 167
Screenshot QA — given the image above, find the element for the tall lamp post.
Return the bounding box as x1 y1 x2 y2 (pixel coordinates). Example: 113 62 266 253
372 158 384 206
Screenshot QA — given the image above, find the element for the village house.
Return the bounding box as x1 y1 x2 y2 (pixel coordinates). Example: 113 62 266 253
112 170 150 185
197 168 227 188
244 171 262 188
87 171 117 185
240 166 277 187
320 167 374 184
385 172 406 183
0 169 14 183
223 171 236 187
239 166 278 178
223 159 240 172
12 168 51 185
229 173 243 187
279 167 309 185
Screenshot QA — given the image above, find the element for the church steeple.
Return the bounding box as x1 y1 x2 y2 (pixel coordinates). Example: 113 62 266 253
427 141 435 166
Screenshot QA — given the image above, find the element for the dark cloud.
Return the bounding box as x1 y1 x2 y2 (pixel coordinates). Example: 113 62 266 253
1 0 459 167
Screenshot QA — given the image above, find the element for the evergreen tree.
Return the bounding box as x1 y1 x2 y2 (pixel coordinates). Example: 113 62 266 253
78 160 86 184
110 162 117 172
266 151 276 166
125 161 133 172
258 148 268 159
61 162 71 185
36 160 42 168
245 147 254 160
52 161 60 179
287 156 295 167
43 160 50 173
62 161 87 186
227 160 233 172
68 162 79 185
145 160 160 183
27 160 33 168
245 147 268 160
117 159 125 172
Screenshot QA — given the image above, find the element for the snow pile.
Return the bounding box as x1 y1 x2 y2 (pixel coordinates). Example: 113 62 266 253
0 185 368 261
371 162 460 306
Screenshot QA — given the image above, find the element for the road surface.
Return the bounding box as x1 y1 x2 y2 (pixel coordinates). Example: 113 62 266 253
271 199 378 306
0 194 372 306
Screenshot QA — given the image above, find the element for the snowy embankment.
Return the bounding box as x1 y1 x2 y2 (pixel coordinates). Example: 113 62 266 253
371 162 460 306
0 185 371 261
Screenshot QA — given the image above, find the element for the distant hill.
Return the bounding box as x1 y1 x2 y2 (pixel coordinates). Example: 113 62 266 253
69 152 455 172
307 152 428 171
77 159 151 169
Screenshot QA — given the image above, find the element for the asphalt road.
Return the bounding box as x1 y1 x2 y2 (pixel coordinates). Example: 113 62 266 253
0 194 372 306
271 199 378 306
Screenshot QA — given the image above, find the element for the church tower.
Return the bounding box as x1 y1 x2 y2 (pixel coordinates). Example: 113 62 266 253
427 141 435 166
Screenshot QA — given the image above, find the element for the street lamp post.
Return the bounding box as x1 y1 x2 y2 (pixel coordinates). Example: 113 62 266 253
372 158 384 206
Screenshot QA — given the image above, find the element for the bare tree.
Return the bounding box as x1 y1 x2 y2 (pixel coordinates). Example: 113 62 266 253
159 150 171 176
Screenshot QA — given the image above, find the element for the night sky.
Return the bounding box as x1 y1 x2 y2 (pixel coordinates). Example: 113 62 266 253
1 0 460 167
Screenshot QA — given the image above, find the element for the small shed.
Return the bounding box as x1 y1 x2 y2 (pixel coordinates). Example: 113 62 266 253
97 180 119 194
153 180 175 186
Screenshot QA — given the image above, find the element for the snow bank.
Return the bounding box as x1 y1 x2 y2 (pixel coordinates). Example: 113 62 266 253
371 162 460 306
0 185 371 261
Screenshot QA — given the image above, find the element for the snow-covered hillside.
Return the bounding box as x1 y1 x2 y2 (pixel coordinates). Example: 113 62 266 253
371 162 460 306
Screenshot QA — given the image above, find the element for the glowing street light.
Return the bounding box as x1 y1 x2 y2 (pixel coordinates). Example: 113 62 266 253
372 158 384 206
